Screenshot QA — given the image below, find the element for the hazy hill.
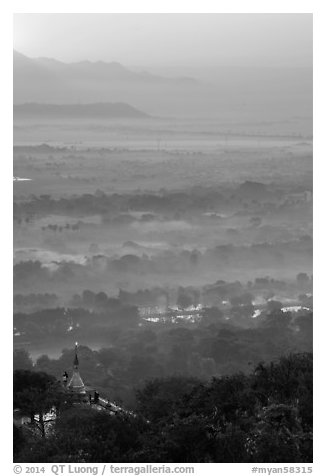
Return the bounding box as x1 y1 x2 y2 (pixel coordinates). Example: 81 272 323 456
14 50 195 84
14 102 150 119
237 181 269 199
32 55 196 85
13 50 312 124
13 50 197 108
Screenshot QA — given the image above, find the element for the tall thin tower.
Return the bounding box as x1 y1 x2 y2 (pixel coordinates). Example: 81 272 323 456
67 342 86 395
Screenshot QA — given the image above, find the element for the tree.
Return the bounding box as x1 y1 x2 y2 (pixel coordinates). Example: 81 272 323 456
296 273 310 286
51 408 147 462
246 404 312 462
260 310 292 333
13 349 34 371
176 288 193 309
201 306 224 324
252 353 313 424
155 414 214 462
136 376 200 423
82 289 95 308
35 354 56 375
13 370 65 438
230 292 254 306
13 424 26 458
95 291 109 309
266 300 283 312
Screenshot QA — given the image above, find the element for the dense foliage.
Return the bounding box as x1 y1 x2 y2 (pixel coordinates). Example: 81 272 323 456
14 353 312 463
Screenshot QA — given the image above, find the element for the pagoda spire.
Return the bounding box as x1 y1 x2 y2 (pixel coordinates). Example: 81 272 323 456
73 342 79 369
67 342 86 395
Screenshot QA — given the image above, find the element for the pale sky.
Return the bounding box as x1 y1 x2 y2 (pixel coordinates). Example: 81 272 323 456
13 13 312 69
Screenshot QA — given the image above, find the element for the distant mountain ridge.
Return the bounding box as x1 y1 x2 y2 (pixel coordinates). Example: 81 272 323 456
14 102 150 119
13 50 312 122
13 50 198 111
14 50 196 85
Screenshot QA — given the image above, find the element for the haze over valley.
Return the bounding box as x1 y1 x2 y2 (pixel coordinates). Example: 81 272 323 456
13 14 313 464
